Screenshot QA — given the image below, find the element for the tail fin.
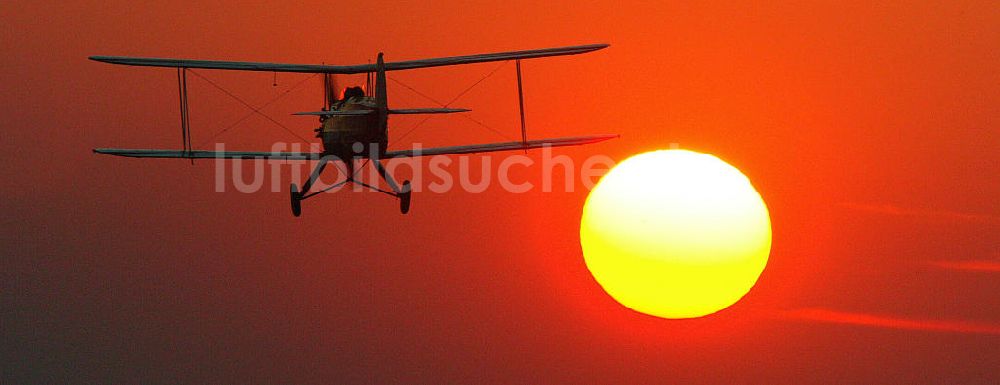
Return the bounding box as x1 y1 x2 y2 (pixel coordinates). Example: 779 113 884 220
375 52 388 133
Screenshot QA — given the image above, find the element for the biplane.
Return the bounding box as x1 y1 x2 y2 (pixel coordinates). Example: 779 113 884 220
91 44 616 216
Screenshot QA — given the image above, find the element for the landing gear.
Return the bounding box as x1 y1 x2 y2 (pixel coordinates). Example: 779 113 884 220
399 180 412 214
290 183 302 217
286 156 412 216
288 159 330 218
373 159 412 215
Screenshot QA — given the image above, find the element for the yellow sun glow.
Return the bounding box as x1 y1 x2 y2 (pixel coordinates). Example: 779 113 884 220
580 150 771 319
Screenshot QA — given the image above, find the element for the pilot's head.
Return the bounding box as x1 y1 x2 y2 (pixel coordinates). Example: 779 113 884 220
343 86 365 100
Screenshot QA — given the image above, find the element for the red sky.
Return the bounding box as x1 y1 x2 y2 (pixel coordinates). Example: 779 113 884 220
3 1 998 383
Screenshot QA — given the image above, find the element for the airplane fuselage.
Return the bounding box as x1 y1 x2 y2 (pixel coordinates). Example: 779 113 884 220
318 96 387 161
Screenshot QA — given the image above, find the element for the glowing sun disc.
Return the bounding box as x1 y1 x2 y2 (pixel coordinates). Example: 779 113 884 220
580 149 771 319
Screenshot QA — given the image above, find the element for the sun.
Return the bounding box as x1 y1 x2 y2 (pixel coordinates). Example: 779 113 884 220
580 149 771 319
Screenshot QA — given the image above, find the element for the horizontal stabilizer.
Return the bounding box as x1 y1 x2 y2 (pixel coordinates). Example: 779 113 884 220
389 108 470 115
94 148 323 160
89 44 609 74
293 108 468 116
384 134 618 158
292 110 374 116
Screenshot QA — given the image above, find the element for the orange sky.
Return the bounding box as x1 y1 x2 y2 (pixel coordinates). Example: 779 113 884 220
3 1 999 383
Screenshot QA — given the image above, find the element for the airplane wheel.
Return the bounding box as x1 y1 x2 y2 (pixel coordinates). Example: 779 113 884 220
290 183 302 217
399 180 412 214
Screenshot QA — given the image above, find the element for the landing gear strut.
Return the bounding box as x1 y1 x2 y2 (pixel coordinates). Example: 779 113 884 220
288 159 333 217
374 159 412 214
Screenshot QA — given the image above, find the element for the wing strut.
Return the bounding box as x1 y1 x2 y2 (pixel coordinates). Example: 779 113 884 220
177 68 193 161
515 60 528 153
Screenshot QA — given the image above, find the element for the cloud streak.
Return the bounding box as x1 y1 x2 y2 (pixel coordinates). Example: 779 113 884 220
784 308 1000 336
927 259 1000 272
840 202 1000 224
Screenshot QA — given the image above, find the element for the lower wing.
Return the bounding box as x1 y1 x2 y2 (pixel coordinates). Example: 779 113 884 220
93 134 618 160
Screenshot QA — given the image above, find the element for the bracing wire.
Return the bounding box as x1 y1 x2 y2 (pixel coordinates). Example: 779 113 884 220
390 61 513 143
187 69 311 144
198 72 318 147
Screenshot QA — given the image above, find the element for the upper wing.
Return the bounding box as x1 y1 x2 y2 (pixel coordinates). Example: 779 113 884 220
89 44 609 74
93 148 322 160
383 134 618 158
